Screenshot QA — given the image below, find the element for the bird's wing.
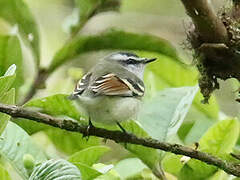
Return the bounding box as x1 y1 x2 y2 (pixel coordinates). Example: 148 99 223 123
90 73 144 97
69 72 92 99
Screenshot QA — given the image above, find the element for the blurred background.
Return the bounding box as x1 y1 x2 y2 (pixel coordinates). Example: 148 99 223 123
0 0 239 179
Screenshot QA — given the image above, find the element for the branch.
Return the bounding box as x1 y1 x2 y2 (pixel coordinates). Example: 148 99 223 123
20 69 49 105
0 103 240 177
180 0 228 43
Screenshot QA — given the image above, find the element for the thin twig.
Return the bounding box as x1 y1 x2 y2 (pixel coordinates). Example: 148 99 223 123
0 103 239 177
20 69 49 105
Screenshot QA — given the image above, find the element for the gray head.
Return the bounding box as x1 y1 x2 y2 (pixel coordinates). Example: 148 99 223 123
106 52 157 79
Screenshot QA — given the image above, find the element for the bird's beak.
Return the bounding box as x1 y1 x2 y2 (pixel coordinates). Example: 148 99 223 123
144 58 157 64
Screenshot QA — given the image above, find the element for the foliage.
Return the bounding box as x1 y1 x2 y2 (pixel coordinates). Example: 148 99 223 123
29 159 82 180
0 0 40 64
0 0 239 179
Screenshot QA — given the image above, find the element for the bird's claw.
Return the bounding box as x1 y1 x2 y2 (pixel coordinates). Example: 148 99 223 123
82 119 94 141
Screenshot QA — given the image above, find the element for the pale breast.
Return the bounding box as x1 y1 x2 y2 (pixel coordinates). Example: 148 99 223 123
84 96 141 124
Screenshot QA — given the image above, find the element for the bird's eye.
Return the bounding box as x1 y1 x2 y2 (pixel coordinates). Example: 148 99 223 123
126 58 136 64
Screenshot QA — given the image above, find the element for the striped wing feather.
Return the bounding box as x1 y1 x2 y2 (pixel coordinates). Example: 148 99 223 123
90 73 144 97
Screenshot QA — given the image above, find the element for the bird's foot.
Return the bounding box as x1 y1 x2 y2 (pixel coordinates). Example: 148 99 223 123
82 119 94 141
116 122 127 134
102 138 108 144
116 122 128 148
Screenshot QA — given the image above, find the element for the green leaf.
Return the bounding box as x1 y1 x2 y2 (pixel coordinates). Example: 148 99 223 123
179 119 239 179
0 122 47 179
15 94 84 135
70 0 120 34
22 94 100 154
72 162 101 180
29 159 82 180
114 158 147 179
142 52 219 119
200 119 239 155
126 168 159 180
3 64 16 76
46 128 100 155
0 36 23 100
138 86 198 141
68 146 110 166
93 163 120 180
0 164 11 180
0 88 15 135
183 115 214 144
0 65 16 135
209 170 230 180
0 0 40 64
121 121 161 170
49 29 179 72
0 65 16 94
24 94 86 121
17 94 83 134
162 153 183 176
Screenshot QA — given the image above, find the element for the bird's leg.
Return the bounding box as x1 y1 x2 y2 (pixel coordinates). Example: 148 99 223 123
116 122 128 148
83 118 94 141
116 122 127 133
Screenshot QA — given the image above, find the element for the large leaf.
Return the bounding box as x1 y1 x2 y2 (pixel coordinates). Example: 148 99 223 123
0 89 15 135
162 153 183 176
49 29 179 72
0 164 11 180
179 119 239 179
68 146 110 166
183 114 215 144
70 0 120 35
0 65 16 135
121 121 161 170
24 94 86 121
0 122 47 179
23 94 100 154
45 128 101 155
0 36 23 98
199 119 239 155
138 86 198 141
68 146 110 180
29 159 82 180
0 0 40 64
14 93 86 135
16 93 84 135
142 51 219 119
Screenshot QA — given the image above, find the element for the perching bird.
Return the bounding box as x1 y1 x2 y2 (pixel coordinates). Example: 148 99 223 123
69 52 157 132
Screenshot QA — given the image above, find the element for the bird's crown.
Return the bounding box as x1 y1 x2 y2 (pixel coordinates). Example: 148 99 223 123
107 52 156 65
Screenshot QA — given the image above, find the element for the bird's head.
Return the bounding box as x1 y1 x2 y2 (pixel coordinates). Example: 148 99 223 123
106 52 157 78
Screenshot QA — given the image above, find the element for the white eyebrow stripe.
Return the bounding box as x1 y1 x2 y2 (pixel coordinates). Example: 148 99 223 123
111 54 128 60
111 54 144 61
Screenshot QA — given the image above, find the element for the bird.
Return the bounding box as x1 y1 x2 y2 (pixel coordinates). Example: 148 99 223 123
69 52 157 132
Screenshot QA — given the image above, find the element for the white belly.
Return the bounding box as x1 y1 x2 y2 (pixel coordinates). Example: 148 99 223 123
79 96 141 124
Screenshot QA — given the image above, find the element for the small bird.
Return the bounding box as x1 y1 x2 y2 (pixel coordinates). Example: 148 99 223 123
69 52 157 132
